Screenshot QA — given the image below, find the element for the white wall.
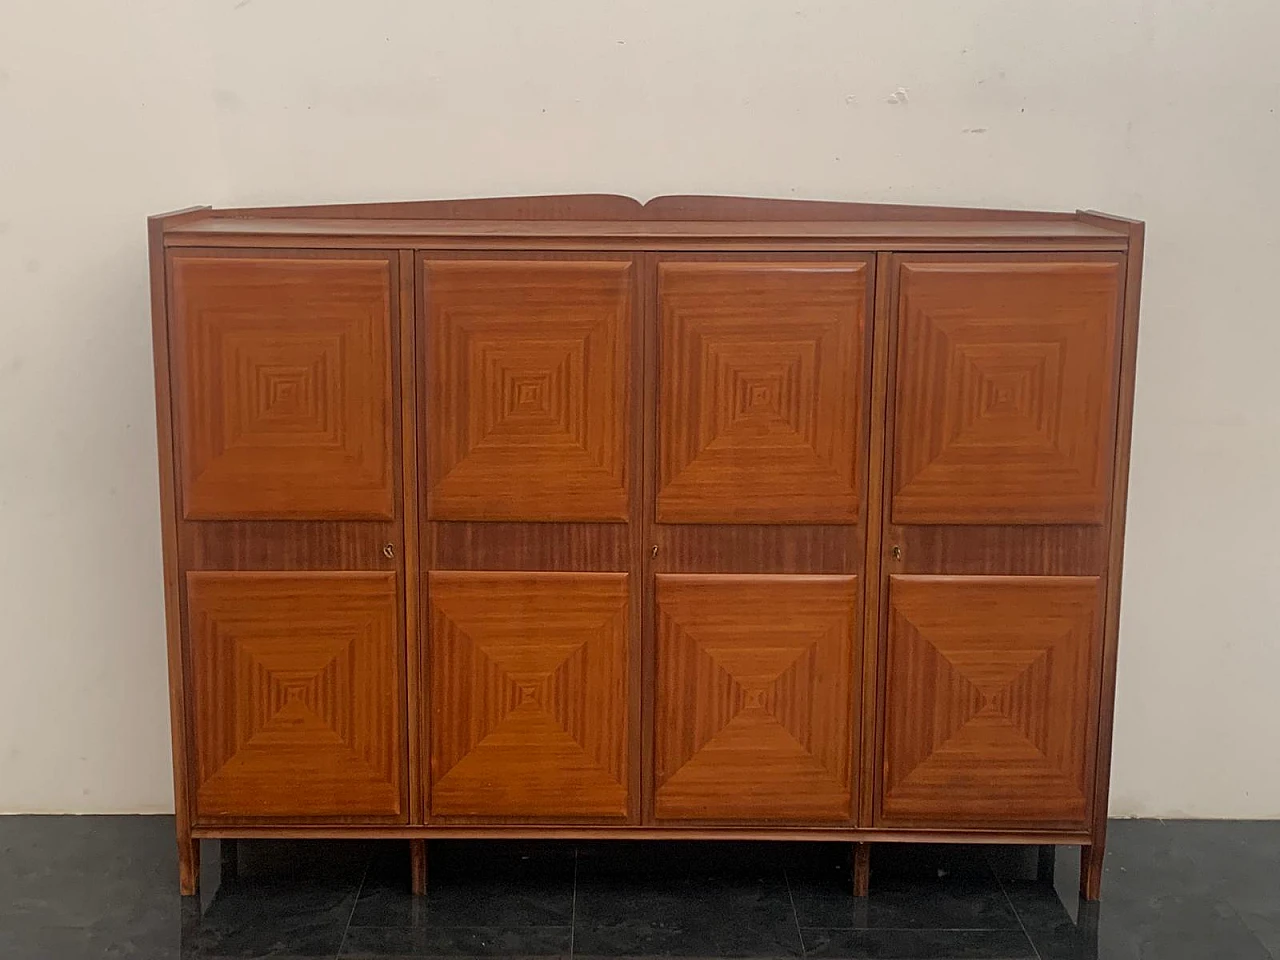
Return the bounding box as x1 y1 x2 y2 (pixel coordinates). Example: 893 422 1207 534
1 0 1277 817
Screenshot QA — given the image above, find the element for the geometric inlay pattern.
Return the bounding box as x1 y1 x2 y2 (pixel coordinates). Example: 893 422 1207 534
654 574 858 822
879 575 1102 828
892 259 1121 524
186 571 403 821
657 262 868 524
171 256 395 520
424 260 632 521
428 571 630 819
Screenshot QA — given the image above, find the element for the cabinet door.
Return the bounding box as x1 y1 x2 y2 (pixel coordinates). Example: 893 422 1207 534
424 259 632 521
879 576 1101 828
654 575 857 822
170 254 395 520
428 572 631 820
649 255 871 826
187 572 404 821
657 261 866 523
890 258 1121 524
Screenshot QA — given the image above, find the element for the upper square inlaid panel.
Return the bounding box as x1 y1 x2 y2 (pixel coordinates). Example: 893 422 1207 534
891 259 1122 525
170 255 395 520
424 260 632 522
657 261 868 524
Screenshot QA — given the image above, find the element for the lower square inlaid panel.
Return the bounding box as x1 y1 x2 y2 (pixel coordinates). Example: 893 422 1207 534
654 574 858 822
186 571 403 821
428 571 631 820
878 575 1102 828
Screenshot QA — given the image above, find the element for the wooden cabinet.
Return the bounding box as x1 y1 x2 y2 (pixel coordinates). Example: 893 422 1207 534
149 196 1142 901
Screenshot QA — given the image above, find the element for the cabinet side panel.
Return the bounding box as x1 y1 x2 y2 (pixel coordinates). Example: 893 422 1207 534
149 214 197 846
1093 228 1144 850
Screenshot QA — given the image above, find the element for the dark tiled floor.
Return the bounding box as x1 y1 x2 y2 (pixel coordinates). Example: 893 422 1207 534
0 818 1276 959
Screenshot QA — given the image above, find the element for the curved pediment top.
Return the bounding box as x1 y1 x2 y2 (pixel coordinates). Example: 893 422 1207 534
217 193 1075 223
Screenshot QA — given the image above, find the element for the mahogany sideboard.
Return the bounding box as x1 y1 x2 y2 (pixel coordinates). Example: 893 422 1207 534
147 194 1142 899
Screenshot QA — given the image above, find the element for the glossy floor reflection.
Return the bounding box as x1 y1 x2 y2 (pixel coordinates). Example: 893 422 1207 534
0 818 1276 959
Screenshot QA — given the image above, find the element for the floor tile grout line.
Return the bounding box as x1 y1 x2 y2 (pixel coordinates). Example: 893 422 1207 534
333 848 373 960
782 864 807 957
796 925 1043 933
986 847 1043 960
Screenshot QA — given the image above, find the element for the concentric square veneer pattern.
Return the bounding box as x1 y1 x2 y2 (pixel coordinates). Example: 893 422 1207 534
879 575 1101 827
428 571 631 819
657 261 867 524
186 571 403 820
891 259 1121 524
424 260 632 521
655 575 858 821
171 255 395 519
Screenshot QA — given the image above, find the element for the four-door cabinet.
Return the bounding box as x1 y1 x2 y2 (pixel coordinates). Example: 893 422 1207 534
147 194 1142 900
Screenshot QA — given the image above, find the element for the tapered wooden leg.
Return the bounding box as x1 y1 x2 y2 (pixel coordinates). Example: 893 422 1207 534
852 842 871 898
1036 844 1056 882
410 839 428 896
1080 843 1105 900
178 835 200 897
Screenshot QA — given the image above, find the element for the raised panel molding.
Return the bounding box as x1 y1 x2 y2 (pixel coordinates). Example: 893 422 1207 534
424 260 632 521
891 259 1121 524
654 575 858 822
428 572 631 819
187 572 403 820
879 575 1101 827
171 255 395 520
657 262 866 524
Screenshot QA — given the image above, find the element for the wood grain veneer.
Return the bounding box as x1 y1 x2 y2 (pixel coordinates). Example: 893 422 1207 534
169 253 396 520
656 261 868 524
187 571 404 822
878 575 1102 829
653 575 858 823
427 571 631 821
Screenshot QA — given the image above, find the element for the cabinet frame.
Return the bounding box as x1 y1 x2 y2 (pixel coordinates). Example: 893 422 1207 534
148 197 1142 902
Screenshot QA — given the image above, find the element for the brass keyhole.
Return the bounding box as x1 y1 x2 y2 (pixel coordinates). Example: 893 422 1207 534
890 545 902 561
383 543 395 559
651 544 660 559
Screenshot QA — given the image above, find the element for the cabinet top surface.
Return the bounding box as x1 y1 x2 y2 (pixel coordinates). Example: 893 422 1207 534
155 195 1137 251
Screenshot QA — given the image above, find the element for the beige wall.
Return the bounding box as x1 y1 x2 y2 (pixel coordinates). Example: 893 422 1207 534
1 0 1277 816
